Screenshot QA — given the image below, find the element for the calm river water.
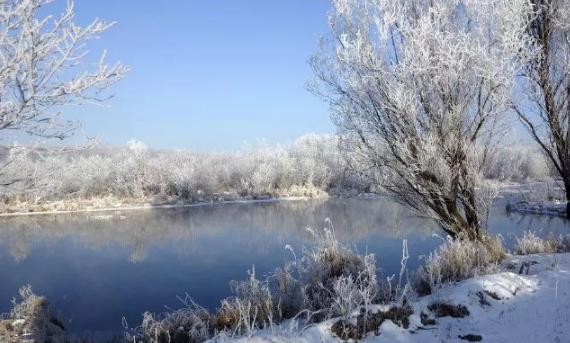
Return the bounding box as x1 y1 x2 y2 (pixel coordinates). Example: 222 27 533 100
0 196 568 340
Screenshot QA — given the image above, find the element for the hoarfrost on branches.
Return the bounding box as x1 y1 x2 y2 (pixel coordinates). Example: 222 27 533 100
311 0 536 239
0 0 128 140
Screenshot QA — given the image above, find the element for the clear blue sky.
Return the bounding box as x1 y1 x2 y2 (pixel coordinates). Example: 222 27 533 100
63 0 334 151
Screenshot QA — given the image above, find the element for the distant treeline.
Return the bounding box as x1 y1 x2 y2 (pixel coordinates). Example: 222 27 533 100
0 134 553 206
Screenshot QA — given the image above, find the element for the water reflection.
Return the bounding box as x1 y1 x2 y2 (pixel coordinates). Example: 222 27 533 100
0 198 433 263
489 202 570 247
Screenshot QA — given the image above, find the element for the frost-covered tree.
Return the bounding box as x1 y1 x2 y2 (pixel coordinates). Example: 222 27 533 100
513 0 570 217
0 0 127 189
311 0 534 240
0 0 127 139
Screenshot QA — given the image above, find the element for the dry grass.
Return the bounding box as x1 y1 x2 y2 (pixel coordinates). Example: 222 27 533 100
513 231 570 255
275 226 380 321
428 302 470 318
0 285 67 343
125 295 211 343
330 304 414 340
215 267 276 336
415 235 505 295
126 224 381 342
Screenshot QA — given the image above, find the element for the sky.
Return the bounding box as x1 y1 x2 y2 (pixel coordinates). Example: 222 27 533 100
55 0 335 151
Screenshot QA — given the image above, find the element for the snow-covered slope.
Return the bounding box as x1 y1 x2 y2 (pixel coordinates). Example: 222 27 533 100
211 253 570 343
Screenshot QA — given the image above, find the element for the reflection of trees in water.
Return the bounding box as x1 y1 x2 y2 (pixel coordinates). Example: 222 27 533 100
0 199 435 262
501 210 569 236
9 237 30 262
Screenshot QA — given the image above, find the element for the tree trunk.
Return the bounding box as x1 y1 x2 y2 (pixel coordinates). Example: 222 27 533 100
430 191 483 242
565 177 570 219
566 188 570 219
444 209 482 242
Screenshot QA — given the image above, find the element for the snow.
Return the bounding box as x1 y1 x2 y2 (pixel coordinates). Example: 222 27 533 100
506 200 567 217
210 253 570 343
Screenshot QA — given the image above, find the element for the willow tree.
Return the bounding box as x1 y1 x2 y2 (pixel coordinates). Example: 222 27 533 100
514 0 570 218
311 0 534 240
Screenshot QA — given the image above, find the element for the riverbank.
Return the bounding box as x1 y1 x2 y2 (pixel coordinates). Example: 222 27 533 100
2 222 569 343
2 251 568 343
215 252 570 343
0 189 327 217
0 179 552 217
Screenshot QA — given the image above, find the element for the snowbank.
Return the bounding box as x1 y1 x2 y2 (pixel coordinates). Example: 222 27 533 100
211 253 570 343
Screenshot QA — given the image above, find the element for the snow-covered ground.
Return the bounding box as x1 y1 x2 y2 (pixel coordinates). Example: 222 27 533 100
211 253 570 343
506 200 567 217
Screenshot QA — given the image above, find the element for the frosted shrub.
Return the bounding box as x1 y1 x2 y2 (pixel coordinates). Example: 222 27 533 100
0 136 549 210
303 228 375 318
127 296 212 343
513 231 570 255
329 254 378 319
291 134 343 190
215 268 276 337
416 236 505 295
127 139 149 158
270 264 305 320
1 285 66 343
129 270 275 342
272 225 378 321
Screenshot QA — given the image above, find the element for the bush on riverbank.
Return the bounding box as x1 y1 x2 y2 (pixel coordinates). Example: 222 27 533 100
513 231 570 255
415 235 505 295
133 297 211 343
0 286 67 343
123 226 383 342
279 226 379 320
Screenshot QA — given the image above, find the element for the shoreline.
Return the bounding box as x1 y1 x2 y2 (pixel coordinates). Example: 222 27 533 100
0 196 317 218
0 180 560 218
3 252 566 343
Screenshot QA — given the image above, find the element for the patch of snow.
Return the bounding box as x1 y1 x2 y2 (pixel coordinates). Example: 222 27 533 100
210 253 570 343
11 319 25 327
